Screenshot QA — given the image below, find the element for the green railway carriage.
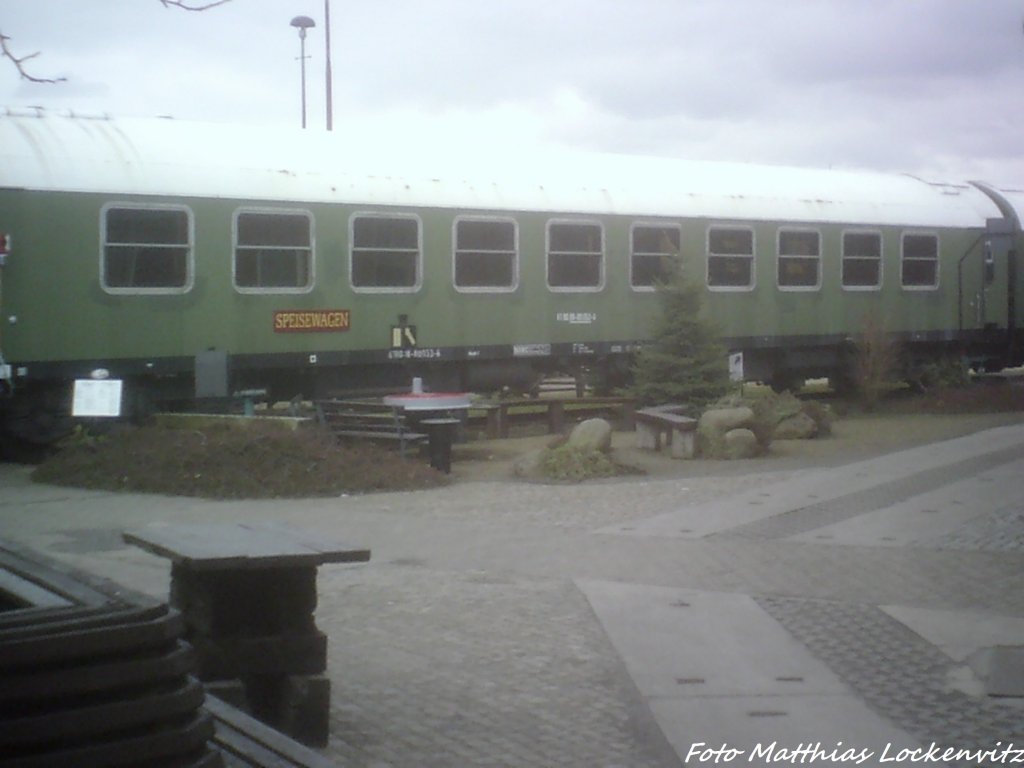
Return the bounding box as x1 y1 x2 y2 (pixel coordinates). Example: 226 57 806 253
0 110 1020 445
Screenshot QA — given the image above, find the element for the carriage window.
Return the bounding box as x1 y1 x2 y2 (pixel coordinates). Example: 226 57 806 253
547 221 603 290
454 218 517 291
234 210 313 292
778 229 820 290
102 205 192 292
631 224 681 289
901 233 938 289
350 214 420 291
842 231 882 289
707 226 754 289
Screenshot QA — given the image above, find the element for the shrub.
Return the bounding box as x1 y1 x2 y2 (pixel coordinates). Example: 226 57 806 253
853 314 901 410
538 444 620 482
630 269 732 407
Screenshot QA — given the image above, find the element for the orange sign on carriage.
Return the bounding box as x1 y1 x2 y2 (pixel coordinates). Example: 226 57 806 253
273 309 351 333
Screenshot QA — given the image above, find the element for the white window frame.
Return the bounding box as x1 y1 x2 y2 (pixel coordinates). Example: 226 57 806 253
841 229 883 291
776 227 822 292
706 224 755 292
900 231 940 291
629 221 683 292
100 202 194 295
545 219 605 293
452 215 519 294
349 212 422 294
232 207 315 294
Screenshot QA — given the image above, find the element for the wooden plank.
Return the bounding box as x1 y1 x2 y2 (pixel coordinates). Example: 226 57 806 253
0 547 138 608
0 569 74 609
124 523 370 570
335 430 426 441
0 710 216 768
0 607 182 670
0 602 165 636
0 677 205 746
0 643 194 704
206 695 337 768
245 522 371 564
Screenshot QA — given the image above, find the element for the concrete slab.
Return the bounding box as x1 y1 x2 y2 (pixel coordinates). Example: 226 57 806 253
882 605 1024 699
650 697 920 767
599 425 1024 540
987 646 1024 697
789 458 1024 547
578 580 924 765
578 580 846 699
881 605 1024 663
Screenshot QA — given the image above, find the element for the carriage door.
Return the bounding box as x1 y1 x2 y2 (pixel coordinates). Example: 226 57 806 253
982 218 1013 332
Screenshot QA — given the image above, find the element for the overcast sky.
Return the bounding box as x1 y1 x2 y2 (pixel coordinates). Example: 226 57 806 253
1 0 1023 185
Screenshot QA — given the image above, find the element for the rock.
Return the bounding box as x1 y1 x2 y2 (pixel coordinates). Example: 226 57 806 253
696 406 755 458
724 428 759 459
801 400 834 436
698 406 755 434
769 391 804 421
567 418 613 453
774 411 818 440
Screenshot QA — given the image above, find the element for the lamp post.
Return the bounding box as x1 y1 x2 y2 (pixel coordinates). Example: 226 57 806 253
324 0 333 131
290 15 316 129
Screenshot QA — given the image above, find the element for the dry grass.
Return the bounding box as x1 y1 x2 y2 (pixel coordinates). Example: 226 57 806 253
32 421 448 499
27 378 1024 496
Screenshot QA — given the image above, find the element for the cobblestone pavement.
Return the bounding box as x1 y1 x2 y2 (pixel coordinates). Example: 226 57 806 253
757 598 1024 767
2 424 1024 766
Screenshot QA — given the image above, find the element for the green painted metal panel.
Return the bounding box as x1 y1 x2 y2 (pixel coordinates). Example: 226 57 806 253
0 188 992 371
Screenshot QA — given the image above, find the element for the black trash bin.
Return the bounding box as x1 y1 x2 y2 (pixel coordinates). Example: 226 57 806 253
421 418 459 473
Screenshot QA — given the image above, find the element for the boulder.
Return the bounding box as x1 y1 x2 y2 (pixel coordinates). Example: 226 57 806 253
698 406 755 434
774 411 818 440
769 391 804 421
724 428 760 459
696 406 755 458
567 418 613 453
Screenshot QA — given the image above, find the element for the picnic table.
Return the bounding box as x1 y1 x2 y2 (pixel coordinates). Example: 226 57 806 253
383 391 472 472
123 522 370 747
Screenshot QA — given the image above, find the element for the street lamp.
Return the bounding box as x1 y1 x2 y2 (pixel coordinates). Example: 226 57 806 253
290 15 316 129
324 0 333 131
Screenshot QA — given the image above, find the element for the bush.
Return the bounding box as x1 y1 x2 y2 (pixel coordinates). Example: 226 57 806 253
853 314 901 410
915 357 971 391
630 269 732 407
538 444 621 482
32 422 448 498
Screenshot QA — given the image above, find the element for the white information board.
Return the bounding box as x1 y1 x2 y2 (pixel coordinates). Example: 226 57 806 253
72 379 123 418
728 352 744 383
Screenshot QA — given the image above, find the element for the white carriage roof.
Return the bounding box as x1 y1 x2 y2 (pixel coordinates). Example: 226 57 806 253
0 108 1004 229
975 183 1024 229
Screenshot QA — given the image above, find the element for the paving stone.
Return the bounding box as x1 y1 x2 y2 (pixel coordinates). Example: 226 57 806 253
2 427 1024 767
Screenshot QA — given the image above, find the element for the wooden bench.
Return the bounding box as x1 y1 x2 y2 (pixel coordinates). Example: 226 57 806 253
475 396 636 439
0 539 343 768
206 695 336 768
634 405 698 459
315 398 427 457
0 540 221 768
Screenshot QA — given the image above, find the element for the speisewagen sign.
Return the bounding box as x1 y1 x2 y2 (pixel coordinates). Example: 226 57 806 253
273 310 351 333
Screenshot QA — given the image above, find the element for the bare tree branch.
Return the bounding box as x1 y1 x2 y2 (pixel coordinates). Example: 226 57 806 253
159 0 233 10
3 0 233 82
0 32 66 83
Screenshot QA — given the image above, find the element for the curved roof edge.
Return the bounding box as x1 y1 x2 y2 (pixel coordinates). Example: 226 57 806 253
0 109 1004 229
970 181 1024 232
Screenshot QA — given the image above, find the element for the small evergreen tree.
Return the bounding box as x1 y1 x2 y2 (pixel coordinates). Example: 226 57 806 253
630 267 732 407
